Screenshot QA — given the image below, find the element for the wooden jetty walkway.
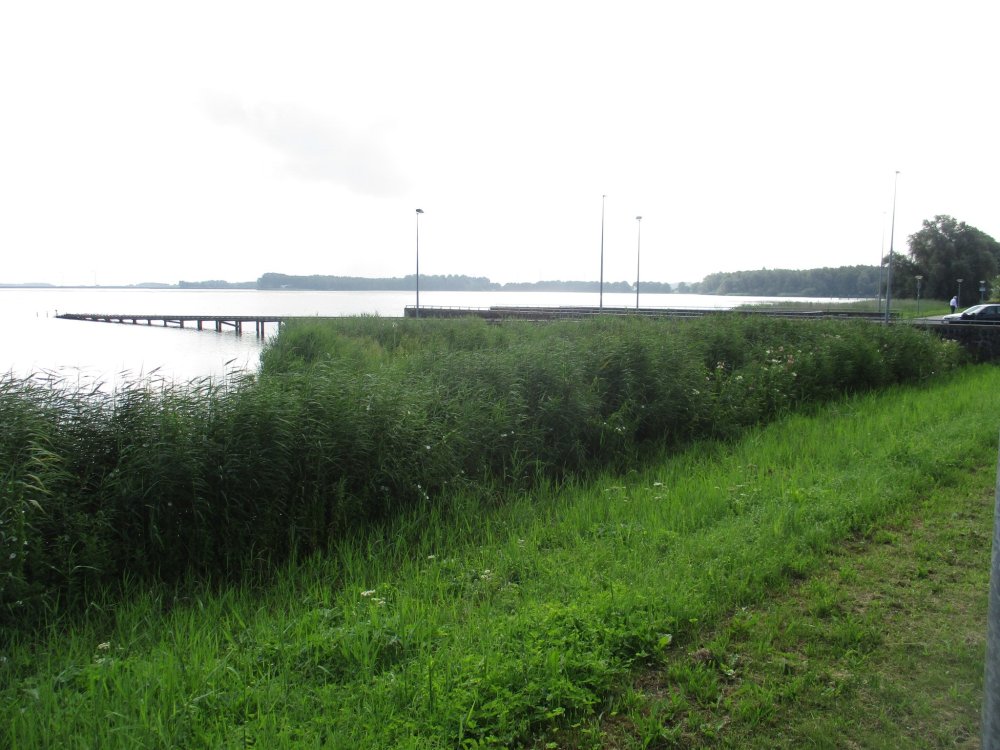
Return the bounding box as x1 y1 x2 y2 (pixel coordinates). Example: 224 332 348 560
55 313 283 337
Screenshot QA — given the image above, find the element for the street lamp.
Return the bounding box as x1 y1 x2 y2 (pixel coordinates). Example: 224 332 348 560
599 194 606 310
981 280 987 303
957 278 964 307
884 171 900 324
635 216 642 310
415 208 424 318
915 275 923 317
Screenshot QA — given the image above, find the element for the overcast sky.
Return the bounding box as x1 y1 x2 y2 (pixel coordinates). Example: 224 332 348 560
2 1 997 287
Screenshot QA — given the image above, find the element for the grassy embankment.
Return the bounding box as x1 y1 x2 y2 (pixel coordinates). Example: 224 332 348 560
0 315 988 747
2 365 995 748
613 443 991 749
743 298 951 319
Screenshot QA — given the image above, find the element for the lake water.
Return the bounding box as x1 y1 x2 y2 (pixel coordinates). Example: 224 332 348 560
1 288 851 389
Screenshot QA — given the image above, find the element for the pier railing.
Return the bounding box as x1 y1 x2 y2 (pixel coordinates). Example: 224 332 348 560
55 313 283 337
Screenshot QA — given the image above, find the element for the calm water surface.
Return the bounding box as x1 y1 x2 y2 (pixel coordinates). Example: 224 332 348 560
1 288 848 389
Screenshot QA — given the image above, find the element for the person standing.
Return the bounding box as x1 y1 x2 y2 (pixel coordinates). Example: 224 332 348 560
950 296 958 313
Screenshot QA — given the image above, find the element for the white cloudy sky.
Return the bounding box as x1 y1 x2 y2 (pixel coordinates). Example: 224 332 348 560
1 1 997 287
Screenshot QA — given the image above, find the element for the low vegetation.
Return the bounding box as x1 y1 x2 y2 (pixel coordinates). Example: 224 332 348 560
602 432 990 748
1 363 995 748
739 298 950 319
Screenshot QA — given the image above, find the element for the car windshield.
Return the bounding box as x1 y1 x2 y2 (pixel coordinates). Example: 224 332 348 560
961 305 988 315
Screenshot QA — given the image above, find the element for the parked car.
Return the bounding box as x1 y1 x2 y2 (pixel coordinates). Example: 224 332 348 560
943 304 1000 323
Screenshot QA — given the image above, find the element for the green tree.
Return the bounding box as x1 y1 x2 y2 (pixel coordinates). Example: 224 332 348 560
907 215 1000 302
882 254 921 298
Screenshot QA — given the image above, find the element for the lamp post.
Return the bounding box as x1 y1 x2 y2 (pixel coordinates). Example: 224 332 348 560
884 171 900 324
915 275 923 317
958 278 964 307
635 216 642 310
599 194 606 310
981 280 987 303
415 208 424 318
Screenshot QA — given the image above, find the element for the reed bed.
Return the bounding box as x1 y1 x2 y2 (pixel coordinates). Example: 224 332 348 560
0 315 962 627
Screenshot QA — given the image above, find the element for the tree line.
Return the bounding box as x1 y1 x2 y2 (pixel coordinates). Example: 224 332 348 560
695 265 881 298
255 273 652 294
256 272 495 291
692 215 1000 301
177 216 999 301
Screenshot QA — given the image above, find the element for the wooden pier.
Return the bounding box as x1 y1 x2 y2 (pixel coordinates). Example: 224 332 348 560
55 313 284 337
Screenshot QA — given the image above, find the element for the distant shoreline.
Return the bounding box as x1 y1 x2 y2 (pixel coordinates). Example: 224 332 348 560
0 264 888 298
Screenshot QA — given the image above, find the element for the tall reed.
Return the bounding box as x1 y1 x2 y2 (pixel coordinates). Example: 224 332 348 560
0 315 963 627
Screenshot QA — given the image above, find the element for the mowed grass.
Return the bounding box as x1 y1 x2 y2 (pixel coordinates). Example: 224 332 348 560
2 365 998 748
739 298 953 319
601 450 991 748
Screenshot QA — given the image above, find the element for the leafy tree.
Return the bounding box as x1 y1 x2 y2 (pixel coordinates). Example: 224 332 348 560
906 216 1000 302
882 254 921 298
989 275 1000 302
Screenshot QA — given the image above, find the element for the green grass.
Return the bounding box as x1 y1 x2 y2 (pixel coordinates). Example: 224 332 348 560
2 365 996 748
738 298 953 318
602 451 990 749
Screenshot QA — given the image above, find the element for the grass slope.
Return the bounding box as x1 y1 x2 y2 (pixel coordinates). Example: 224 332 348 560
602 454 990 748
2 366 998 748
